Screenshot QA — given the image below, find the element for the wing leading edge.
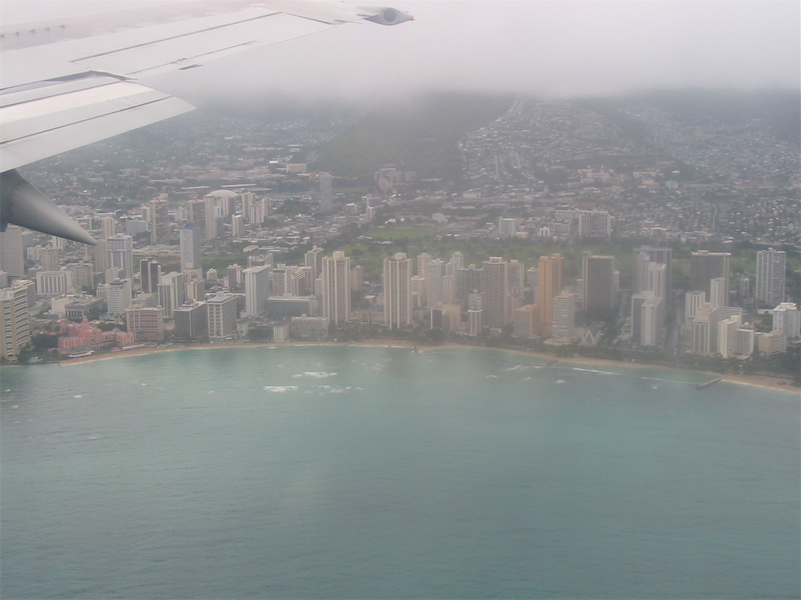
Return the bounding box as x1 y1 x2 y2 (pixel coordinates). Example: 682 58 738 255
0 0 413 244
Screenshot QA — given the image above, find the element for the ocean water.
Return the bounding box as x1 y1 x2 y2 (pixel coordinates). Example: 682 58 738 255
1 346 799 599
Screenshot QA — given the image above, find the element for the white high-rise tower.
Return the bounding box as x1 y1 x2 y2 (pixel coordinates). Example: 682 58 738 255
384 253 412 329
756 248 786 306
321 251 350 325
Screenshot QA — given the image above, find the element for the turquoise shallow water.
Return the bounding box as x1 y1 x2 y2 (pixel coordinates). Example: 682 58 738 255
1 346 799 599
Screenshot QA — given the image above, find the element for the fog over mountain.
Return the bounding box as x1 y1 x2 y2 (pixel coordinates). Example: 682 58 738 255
4 0 799 110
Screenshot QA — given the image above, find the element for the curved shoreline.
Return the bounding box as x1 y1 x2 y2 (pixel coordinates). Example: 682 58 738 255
50 340 800 395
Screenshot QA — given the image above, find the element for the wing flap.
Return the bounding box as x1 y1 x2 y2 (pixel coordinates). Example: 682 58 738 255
0 79 194 171
73 12 332 79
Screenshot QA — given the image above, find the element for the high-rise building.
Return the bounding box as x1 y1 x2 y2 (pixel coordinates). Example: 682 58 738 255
709 306 743 354
691 304 714 356
442 275 456 305
108 234 134 280
513 304 540 337
430 304 461 333
350 265 363 293
456 264 483 302
685 290 705 325
578 211 612 237
241 192 256 222
736 327 755 358
243 264 271 317
0 281 32 361
319 172 333 212
36 270 74 296
0 226 25 277
527 267 539 303
271 264 303 297
417 253 431 278
552 292 577 341
321 251 350 325
538 254 563 336
93 238 110 274
640 292 665 347
738 276 751 300
632 250 651 296
384 253 412 329
65 262 94 292
305 246 325 283
179 223 203 272
227 264 243 289
149 195 170 244
140 258 161 294
709 277 727 308
204 196 219 240
174 301 208 341
690 251 730 303
446 252 464 276
231 214 245 238
771 303 800 339
105 279 132 317
186 278 205 302
756 248 786 307
187 198 207 241
126 306 165 342
425 259 444 308
39 245 61 271
101 216 116 239
467 292 483 337
584 255 616 316
158 272 186 318
633 247 672 295
248 199 267 225
497 218 523 237
207 293 238 342
756 331 787 356
718 315 741 359
482 257 509 329
646 263 668 300
631 293 646 343
411 275 425 308
105 266 124 285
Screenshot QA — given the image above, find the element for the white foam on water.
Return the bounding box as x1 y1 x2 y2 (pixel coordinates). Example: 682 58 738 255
263 386 298 393
293 371 338 379
571 367 617 376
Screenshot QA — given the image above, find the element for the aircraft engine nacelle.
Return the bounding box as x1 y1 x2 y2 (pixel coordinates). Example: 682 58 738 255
361 7 415 26
0 170 96 245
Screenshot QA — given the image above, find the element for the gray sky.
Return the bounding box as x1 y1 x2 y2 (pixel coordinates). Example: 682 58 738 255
4 1 799 104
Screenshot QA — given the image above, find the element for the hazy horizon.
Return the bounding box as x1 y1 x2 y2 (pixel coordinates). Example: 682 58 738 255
3 0 799 109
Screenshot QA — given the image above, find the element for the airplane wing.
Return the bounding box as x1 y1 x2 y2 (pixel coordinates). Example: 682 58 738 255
0 1 412 245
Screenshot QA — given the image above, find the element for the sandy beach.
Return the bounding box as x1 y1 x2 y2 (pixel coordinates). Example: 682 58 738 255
59 340 799 395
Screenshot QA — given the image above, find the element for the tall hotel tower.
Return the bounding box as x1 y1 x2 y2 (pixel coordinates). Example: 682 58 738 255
583 255 616 316
538 254 563 336
321 251 350 325
482 257 509 328
179 223 203 272
320 173 333 212
140 258 161 294
690 251 730 303
243 264 271 317
149 195 170 244
756 248 786 306
108 234 134 280
384 253 413 329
